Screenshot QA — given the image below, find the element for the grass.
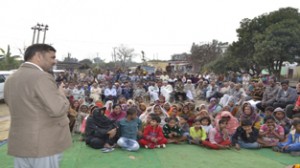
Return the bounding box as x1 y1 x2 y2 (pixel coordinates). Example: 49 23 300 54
0 136 299 168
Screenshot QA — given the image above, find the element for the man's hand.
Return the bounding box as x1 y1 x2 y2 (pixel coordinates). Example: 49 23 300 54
108 128 117 139
59 82 65 95
151 137 157 143
293 106 300 111
138 131 143 137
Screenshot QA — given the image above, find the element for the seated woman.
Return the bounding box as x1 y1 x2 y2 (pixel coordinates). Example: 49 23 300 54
104 100 113 117
179 104 196 126
168 104 179 118
85 107 118 151
137 103 147 117
140 104 169 127
74 104 89 134
207 98 222 117
68 100 79 132
239 104 261 130
222 98 239 117
215 111 239 136
163 102 173 115
109 104 126 122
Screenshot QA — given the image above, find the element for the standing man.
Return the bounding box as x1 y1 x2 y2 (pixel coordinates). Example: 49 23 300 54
4 44 72 168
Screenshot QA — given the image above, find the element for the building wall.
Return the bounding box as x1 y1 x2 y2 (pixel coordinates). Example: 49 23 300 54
147 61 168 71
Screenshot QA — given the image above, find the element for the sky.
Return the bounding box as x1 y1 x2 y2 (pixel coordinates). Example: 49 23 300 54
0 0 299 62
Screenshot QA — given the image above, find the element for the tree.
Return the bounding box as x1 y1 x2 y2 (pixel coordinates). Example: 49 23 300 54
0 45 22 70
208 7 300 79
190 40 224 73
79 59 93 69
115 44 135 67
63 53 78 63
254 8 300 79
93 56 105 64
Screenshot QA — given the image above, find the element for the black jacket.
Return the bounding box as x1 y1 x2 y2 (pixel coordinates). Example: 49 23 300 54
231 126 259 145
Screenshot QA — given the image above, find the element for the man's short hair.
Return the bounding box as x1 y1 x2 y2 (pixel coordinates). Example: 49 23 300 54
24 44 56 61
127 107 137 116
281 80 289 85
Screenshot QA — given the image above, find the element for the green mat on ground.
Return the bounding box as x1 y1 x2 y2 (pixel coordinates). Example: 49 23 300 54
0 138 299 168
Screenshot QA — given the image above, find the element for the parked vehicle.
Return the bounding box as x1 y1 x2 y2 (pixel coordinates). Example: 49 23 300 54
0 70 16 100
0 75 6 100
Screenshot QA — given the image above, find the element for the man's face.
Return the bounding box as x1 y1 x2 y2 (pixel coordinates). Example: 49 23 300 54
157 82 162 87
281 84 288 90
39 51 57 72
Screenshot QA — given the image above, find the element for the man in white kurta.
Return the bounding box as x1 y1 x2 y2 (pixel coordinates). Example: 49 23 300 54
161 81 173 102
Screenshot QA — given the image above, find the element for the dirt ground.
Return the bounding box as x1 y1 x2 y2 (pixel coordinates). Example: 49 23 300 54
0 102 9 141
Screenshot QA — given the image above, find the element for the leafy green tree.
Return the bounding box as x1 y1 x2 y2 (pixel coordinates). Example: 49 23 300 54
208 7 300 79
0 45 22 70
254 8 300 79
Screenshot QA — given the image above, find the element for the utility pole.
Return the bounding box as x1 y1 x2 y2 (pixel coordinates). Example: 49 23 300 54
31 23 49 44
42 25 49 43
36 23 42 43
141 50 146 65
31 26 38 44
113 47 117 68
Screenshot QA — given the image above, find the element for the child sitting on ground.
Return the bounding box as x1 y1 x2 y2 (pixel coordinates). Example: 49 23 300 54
163 117 184 143
257 116 285 147
200 116 213 135
141 113 156 131
139 114 167 149
273 107 292 135
178 115 190 141
188 119 207 145
290 113 300 133
232 119 260 150
274 120 300 156
202 119 231 150
117 107 142 152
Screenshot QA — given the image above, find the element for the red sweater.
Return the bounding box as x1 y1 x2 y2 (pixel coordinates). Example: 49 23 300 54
143 125 165 141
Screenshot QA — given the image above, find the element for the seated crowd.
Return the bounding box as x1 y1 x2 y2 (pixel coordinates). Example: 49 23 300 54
60 70 300 155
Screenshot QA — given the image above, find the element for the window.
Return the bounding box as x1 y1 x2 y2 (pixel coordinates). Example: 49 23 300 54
0 75 5 83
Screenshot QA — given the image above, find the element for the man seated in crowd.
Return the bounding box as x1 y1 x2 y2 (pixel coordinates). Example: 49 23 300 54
206 81 221 102
104 82 117 103
174 80 186 102
256 79 279 112
184 79 196 101
273 80 297 108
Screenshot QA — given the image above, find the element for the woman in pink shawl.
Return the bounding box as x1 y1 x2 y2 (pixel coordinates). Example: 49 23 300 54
215 111 239 136
108 104 126 122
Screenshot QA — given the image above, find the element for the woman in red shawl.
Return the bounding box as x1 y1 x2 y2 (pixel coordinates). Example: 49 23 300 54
215 111 239 136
